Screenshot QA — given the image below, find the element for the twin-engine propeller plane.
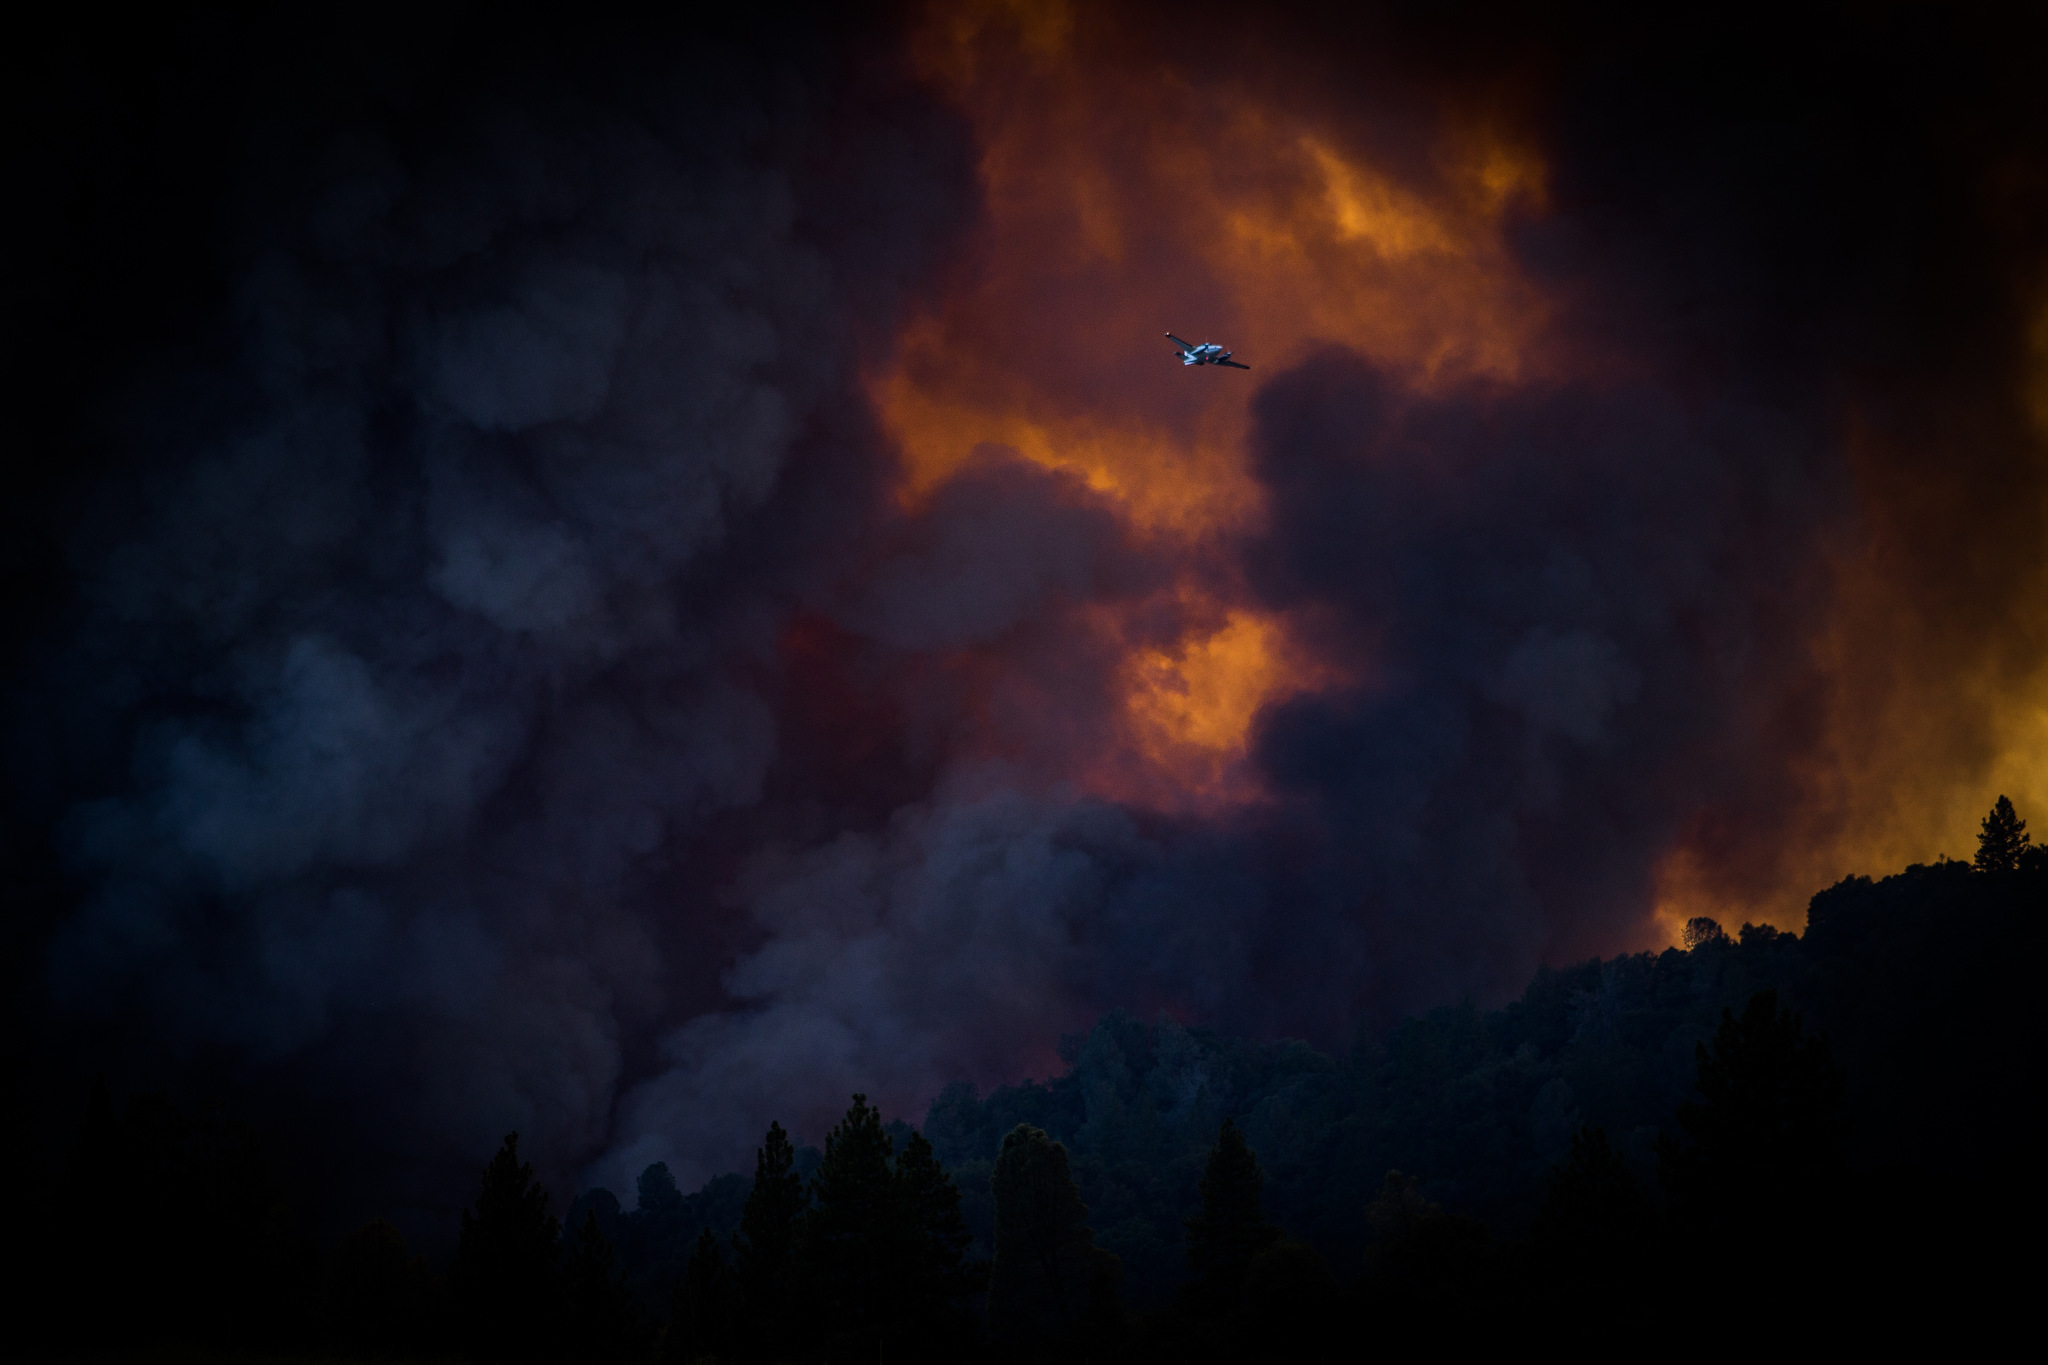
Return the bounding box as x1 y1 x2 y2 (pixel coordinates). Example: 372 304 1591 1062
1166 333 1250 369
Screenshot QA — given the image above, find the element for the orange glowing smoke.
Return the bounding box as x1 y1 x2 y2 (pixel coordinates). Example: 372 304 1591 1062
875 2 2048 944
873 0 1549 808
1118 607 1341 804
1650 323 2048 947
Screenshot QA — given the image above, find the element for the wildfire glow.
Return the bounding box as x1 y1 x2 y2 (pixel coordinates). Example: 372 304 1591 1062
875 0 1551 802
1648 300 2048 947
876 0 2047 940
1114 609 1336 807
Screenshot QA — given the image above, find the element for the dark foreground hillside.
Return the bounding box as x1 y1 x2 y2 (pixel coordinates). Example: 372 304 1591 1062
15 807 2043 1360
924 845 2046 1303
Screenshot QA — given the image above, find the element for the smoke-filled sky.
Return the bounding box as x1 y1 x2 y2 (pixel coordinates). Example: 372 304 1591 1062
6 0 2047 1222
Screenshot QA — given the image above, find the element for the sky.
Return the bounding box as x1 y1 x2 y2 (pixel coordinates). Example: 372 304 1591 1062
5 0 2047 1227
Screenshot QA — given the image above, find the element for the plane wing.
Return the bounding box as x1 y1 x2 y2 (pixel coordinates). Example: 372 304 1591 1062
1165 333 1195 351
1217 359 1251 369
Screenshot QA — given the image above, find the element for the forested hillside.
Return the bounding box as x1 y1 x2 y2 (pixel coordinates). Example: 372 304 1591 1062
579 830 2041 1316
920 847 2043 1303
24 805 2042 1358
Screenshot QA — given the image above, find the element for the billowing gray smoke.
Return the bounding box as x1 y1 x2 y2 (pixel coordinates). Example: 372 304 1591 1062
1236 357 1837 1035
26 20 993 1203
19 1 2040 1226
6 23 1848 1209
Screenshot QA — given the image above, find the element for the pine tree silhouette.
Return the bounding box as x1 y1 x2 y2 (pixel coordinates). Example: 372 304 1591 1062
668 1227 734 1364
1183 1118 1281 1311
324 1218 429 1353
1976 795 2030 872
732 1120 805 1357
891 1128 986 1360
989 1124 1119 1347
1659 991 1847 1253
454 1133 562 1364
563 1210 644 1363
806 1094 899 1353
1533 1127 1655 1263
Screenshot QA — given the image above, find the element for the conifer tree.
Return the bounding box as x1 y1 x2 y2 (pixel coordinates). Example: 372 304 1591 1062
1533 1127 1655 1262
1183 1118 1281 1310
324 1217 428 1353
892 1129 986 1355
1975 795 2030 872
637 1162 686 1263
732 1121 804 1356
668 1227 734 1364
1359 1170 1489 1298
989 1124 1119 1347
454 1133 562 1364
805 1094 900 1353
563 1210 643 1363
1659 991 1847 1250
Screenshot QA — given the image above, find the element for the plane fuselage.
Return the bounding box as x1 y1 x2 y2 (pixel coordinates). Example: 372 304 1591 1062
1166 332 1249 370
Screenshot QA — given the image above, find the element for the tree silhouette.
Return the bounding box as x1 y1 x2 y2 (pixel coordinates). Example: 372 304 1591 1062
1360 1171 1489 1310
1182 1118 1281 1311
989 1124 1119 1348
1659 991 1847 1252
1532 1126 1655 1292
796 1094 984 1361
323 1217 431 1353
668 1227 734 1364
1682 916 1728 949
635 1161 687 1277
805 1093 899 1355
732 1120 805 1357
891 1128 985 1360
1976 795 2029 872
454 1133 561 1364
563 1210 644 1363
1238 1238 1337 1355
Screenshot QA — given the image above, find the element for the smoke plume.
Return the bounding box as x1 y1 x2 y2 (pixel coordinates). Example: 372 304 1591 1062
7 0 2048 1219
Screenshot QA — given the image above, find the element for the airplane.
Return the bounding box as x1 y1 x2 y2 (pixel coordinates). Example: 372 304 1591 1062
1166 333 1250 369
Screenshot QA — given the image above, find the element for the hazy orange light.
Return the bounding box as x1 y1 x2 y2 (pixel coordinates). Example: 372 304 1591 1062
875 0 1552 802
1110 607 1340 810
875 1 2048 959
1645 303 2048 948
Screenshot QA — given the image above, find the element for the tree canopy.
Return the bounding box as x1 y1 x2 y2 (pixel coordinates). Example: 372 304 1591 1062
733 1120 805 1357
1183 1118 1281 1310
989 1124 1118 1348
1976 794 2030 872
454 1133 562 1364
1658 989 1847 1250
25 796 2044 1359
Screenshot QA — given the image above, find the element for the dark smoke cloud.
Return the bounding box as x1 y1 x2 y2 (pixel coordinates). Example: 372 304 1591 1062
7 5 985 1210
8 0 2048 1223
1241 358 1832 1018
836 449 1161 654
